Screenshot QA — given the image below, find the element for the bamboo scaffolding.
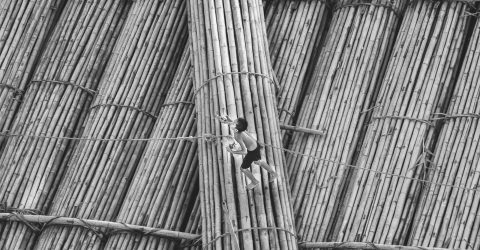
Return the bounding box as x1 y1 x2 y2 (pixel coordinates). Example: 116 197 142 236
285 0 407 244
264 0 330 144
103 47 198 250
189 0 297 249
0 0 63 152
408 14 480 250
335 1 471 245
0 1 130 249
34 1 188 249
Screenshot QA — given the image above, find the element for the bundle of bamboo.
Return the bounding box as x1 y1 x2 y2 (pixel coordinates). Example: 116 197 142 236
335 1 470 245
182 198 202 250
0 0 63 152
264 0 330 143
409 15 480 250
34 0 188 249
0 1 129 249
285 0 407 244
103 48 199 250
189 0 297 249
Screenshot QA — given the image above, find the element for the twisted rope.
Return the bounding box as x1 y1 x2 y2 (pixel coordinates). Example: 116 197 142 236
88 103 157 120
29 79 96 96
333 2 402 18
0 83 23 96
371 115 434 126
194 71 278 95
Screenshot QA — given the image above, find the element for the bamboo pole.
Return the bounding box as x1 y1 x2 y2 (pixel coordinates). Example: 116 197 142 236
335 1 470 245
103 46 198 250
0 0 64 152
298 241 459 250
0 1 130 249
33 1 188 249
189 0 297 249
0 213 199 241
285 0 407 244
408 13 480 250
264 0 330 144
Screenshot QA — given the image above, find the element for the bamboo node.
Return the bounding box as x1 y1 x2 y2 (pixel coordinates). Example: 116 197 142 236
371 115 433 126
333 2 402 19
194 71 278 95
89 103 157 120
202 226 297 248
29 79 96 96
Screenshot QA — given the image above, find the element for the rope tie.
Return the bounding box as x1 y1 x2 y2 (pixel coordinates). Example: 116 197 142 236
161 101 195 108
89 103 157 120
371 115 433 127
431 112 480 120
0 83 23 96
194 71 278 95
29 79 96 96
333 2 402 18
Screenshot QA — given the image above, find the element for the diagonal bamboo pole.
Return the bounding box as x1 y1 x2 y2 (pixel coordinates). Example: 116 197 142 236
189 0 297 249
285 0 407 244
34 0 188 249
0 1 130 249
409 13 480 250
0 0 64 153
336 1 471 245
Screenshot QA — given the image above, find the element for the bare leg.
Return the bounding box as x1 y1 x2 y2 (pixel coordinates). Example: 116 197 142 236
254 160 278 180
241 169 259 189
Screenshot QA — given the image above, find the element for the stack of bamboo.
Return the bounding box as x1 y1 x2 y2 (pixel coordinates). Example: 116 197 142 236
0 1 129 249
0 0 63 152
34 0 188 249
189 0 297 249
264 0 330 142
409 15 480 250
285 0 407 243
104 48 198 250
335 1 470 244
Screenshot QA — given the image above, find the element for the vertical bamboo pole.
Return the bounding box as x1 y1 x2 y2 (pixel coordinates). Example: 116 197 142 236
264 0 330 144
0 0 64 152
336 1 470 245
189 0 297 249
285 0 407 244
0 1 129 249
34 0 188 249
409 14 480 250
103 47 198 250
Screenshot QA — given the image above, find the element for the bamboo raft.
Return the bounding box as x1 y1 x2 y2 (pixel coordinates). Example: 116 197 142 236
0 0 63 152
103 47 198 250
34 0 188 249
285 0 407 244
0 1 129 249
336 1 471 244
409 14 480 250
189 0 297 249
264 0 330 143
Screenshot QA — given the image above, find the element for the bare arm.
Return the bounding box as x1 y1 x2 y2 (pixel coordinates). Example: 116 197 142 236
226 131 247 155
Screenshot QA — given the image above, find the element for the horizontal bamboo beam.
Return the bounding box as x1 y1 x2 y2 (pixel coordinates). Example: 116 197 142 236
298 241 457 250
280 124 325 136
0 213 200 241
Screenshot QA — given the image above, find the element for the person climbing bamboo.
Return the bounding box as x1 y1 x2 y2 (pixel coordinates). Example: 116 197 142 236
216 114 278 189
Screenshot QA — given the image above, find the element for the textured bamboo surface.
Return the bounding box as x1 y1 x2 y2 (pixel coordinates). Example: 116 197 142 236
409 15 480 250
335 1 470 245
0 1 129 249
189 0 297 249
34 0 188 249
103 47 198 250
285 0 407 244
0 0 63 152
264 0 330 143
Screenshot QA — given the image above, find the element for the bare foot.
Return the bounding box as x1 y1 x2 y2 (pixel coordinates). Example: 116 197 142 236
246 181 259 190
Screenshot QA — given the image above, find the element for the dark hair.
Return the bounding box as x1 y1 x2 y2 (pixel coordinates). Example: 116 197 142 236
236 118 248 132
